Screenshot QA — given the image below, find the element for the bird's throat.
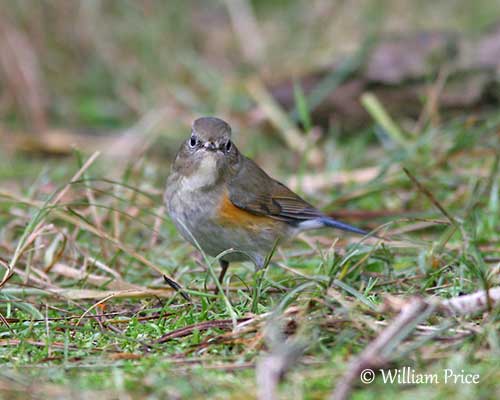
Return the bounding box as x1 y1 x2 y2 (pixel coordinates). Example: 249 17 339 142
181 154 219 190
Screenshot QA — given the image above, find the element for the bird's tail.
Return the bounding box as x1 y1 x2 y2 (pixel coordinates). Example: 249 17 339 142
318 216 368 236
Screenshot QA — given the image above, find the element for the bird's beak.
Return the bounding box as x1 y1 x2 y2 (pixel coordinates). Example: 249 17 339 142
204 142 218 152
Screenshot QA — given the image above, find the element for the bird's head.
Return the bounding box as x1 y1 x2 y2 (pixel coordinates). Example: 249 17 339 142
173 116 240 189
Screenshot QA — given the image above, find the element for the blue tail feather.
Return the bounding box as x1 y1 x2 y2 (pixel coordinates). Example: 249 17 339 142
318 217 368 236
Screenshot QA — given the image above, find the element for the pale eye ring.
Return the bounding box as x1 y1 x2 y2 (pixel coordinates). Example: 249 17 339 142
225 140 232 152
189 136 197 148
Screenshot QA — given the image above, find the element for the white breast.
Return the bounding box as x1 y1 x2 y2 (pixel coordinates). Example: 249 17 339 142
181 155 218 190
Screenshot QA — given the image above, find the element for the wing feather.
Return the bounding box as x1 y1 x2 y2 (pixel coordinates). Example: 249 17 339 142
228 156 323 224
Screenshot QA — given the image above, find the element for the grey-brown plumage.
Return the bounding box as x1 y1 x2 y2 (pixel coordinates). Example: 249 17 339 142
165 116 367 282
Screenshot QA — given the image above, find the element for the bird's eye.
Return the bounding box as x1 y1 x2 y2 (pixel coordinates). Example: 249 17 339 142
189 136 197 148
225 140 232 152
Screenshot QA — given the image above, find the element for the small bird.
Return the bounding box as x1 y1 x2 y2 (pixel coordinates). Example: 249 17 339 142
165 117 368 283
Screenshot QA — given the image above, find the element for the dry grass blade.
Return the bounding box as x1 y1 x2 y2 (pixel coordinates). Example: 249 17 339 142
0 339 78 350
4 287 175 300
288 165 397 194
0 152 100 288
75 292 126 325
50 263 140 291
224 0 265 64
69 211 173 290
84 178 108 259
0 186 188 300
403 167 459 228
414 64 450 132
246 78 323 166
156 317 252 344
0 12 47 131
0 312 13 334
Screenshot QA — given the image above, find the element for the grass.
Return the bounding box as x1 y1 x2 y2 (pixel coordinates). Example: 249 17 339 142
1 1 500 399
1 107 499 399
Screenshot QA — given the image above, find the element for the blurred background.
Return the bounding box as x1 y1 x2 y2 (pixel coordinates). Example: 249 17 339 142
1 0 500 177
0 0 500 148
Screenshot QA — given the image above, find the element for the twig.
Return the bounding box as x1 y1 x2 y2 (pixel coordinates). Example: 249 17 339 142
256 341 306 400
383 286 500 317
330 299 432 400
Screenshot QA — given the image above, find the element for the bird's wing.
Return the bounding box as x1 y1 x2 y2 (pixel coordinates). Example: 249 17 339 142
228 156 323 223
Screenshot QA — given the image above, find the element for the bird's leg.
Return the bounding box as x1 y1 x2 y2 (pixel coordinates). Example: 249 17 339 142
218 260 229 284
213 260 230 294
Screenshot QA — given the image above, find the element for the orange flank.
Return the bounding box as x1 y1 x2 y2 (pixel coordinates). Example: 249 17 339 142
217 191 277 230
